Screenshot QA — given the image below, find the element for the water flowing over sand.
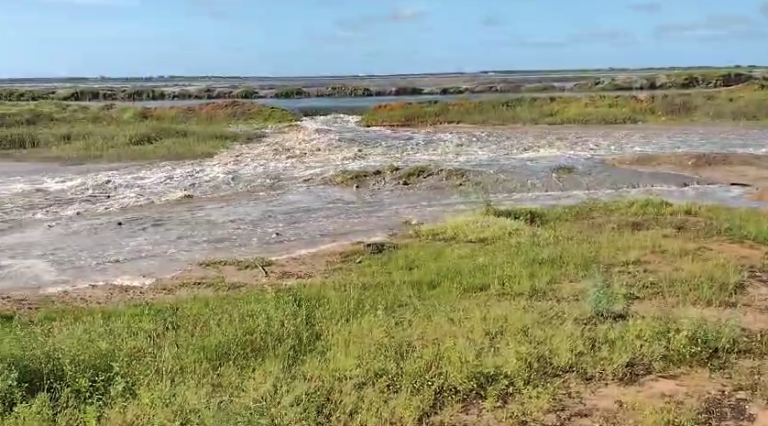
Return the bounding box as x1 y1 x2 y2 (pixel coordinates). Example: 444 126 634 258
2 116 767 291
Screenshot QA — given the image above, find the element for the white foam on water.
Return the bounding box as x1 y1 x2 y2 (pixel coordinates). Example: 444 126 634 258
40 276 157 294
270 233 392 261
2 118 768 223
0 258 61 290
0 117 363 220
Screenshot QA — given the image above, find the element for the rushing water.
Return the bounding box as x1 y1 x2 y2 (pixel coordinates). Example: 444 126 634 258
2 115 767 291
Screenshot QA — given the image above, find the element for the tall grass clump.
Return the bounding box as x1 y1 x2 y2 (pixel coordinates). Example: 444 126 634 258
0 101 299 162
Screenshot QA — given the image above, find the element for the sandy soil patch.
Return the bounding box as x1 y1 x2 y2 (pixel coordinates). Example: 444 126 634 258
0 241 376 315
610 153 768 202
554 372 767 426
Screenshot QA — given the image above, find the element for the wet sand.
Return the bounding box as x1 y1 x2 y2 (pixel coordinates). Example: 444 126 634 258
610 153 768 200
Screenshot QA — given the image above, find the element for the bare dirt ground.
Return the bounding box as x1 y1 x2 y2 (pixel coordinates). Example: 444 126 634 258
610 153 768 202
0 241 368 315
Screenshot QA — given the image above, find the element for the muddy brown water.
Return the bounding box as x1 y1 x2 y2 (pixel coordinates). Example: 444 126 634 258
2 115 767 291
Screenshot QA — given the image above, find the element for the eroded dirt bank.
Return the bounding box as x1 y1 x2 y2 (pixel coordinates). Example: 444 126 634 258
610 153 768 202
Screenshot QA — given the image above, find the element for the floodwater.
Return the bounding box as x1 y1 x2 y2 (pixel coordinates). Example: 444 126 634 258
2 115 768 291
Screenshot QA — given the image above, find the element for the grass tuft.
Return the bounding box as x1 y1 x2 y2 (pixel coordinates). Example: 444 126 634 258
198 257 274 271
585 276 630 321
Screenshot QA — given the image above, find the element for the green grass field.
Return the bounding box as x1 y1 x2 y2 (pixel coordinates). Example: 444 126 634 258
361 85 768 126
3 199 768 425
0 101 299 163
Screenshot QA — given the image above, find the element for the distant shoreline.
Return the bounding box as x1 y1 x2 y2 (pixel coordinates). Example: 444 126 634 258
1 64 765 84
1 70 766 102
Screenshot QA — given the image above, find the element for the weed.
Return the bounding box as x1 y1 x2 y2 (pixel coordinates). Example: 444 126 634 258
198 256 274 271
552 164 578 175
585 276 629 321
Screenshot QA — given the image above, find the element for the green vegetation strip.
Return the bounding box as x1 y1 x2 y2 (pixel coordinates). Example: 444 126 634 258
1 71 766 101
2 199 768 424
361 86 768 126
0 101 298 162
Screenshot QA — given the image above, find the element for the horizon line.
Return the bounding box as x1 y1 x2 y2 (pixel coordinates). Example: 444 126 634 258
1 65 765 82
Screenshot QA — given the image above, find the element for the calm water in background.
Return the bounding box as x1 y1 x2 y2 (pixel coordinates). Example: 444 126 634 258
93 89 698 114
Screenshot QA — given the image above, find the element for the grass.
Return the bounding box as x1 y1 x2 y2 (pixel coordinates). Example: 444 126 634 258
0 101 299 162
360 85 768 126
3 199 768 424
198 256 274 271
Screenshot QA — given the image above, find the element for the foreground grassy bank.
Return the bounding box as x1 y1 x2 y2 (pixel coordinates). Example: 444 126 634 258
3 199 768 425
0 101 298 162
1 71 766 102
361 85 768 126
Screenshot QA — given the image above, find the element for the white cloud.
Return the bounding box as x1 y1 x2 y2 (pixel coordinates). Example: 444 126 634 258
654 14 767 40
387 7 426 22
515 30 637 48
40 0 139 6
627 2 662 14
334 6 428 35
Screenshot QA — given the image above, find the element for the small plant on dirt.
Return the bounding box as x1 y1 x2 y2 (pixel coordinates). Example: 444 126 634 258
326 164 470 188
483 203 549 226
585 276 629 321
551 164 577 175
198 256 274 271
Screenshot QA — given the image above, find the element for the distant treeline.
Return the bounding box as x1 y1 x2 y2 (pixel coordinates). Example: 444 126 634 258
1 72 765 102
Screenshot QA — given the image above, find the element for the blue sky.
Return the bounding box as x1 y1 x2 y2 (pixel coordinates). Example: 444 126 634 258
1 0 768 77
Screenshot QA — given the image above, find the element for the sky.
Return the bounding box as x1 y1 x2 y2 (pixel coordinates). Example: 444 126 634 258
1 0 768 77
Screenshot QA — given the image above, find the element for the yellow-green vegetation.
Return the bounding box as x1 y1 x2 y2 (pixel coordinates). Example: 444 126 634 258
551 164 578 175
1 71 765 102
198 256 274 271
0 85 422 101
361 87 768 126
3 199 768 424
326 164 471 187
572 70 766 91
0 101 298 162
